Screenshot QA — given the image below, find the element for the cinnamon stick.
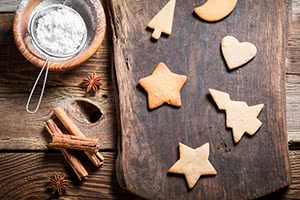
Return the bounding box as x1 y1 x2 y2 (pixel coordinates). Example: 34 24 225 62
54 107 104 167
61 149 88 181
45 120 88 180
49 134 100 153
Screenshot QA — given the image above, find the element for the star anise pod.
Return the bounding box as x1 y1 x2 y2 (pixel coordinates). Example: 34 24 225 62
82 72 103 93
47 174 69 196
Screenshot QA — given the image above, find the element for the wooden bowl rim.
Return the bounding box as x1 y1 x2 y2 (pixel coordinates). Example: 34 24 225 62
13 0 106 71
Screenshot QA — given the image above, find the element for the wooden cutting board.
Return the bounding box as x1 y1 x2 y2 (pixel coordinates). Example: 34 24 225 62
108 0 291 199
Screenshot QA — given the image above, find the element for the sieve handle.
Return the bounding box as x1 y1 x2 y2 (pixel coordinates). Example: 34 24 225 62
26 59 49 114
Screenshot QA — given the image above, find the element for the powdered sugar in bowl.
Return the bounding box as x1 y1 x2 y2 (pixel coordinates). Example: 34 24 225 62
13 0 106 71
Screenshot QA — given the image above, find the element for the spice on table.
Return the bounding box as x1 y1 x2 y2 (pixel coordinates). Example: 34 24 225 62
82 72 103 93
46 120 88 180
54 107 104 167
48 133 100 153
47 174 69 196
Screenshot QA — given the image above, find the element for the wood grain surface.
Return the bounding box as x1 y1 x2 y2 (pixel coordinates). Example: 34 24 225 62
0 12 116 150
2 151 300 200
109 0 291 199
287 0 300 143
0 152 139 200
1 0 300 199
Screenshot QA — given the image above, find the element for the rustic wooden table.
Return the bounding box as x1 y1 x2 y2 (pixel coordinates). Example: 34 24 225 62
0 0 299 199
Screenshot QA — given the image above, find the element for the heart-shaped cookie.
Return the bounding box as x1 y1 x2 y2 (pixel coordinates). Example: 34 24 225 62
221 36 257 70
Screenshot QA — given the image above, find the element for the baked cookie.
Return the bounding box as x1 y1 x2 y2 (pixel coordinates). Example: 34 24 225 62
168 142 217 189
147 0 176 39
209 89 264 143
138 62 187 109
194 0 238 22
222 36 257 70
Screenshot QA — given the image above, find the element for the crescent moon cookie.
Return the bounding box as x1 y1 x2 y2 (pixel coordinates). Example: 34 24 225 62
194 0 238 22
138 63 187 110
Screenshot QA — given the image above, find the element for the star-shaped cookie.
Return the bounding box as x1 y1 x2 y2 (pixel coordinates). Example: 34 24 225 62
138 63 187 109
168 142 217 189
209 89 264 143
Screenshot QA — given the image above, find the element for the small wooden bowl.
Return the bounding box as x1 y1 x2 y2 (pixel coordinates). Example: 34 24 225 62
13 0 106 71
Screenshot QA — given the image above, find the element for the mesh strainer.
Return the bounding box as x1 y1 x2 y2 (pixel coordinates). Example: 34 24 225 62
28 4 87 58
26 4 88 113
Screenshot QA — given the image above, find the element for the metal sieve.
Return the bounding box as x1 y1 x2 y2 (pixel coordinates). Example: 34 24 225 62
26 3 88 113
28 4 87 58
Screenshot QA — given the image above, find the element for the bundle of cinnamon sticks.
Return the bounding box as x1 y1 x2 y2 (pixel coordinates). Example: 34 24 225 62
45 107 104 180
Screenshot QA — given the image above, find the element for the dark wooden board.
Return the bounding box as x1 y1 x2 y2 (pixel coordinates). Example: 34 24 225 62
109 0 291 199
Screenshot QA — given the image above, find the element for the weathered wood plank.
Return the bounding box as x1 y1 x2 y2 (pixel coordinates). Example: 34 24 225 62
0 86 116 150
0 152 141 200
283 151 300 199
287 0 300 74
286 74 300 141
0 0 20 12
285 0 300 144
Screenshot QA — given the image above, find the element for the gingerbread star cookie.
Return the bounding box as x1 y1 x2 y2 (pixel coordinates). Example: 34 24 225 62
138 62 187 109
209 89 264 143
168 142 217 189
222 36 257 70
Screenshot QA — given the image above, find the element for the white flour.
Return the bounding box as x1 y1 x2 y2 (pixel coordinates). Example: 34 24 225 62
35 6 86 56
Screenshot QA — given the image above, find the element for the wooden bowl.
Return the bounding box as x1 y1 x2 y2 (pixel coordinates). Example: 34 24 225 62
13 0 106 71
